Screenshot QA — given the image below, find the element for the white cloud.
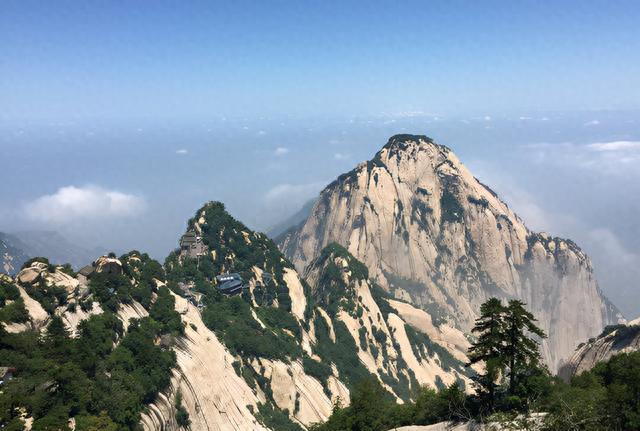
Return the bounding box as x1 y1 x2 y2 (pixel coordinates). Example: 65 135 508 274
25 185 145 224
334 152 349 160
584 120 600 126
587 141 640 152
522 141 640 174
263 182 325 205
257 130 267 136
176 148 188 154
274 147 289 156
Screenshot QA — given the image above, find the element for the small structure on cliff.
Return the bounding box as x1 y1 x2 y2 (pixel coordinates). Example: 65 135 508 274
215 273 244 296
180 231 208 259
77 265 95 285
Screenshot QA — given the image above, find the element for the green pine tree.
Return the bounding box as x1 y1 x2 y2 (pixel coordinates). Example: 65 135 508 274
503 300 546 395
467 298 547 410
467 297 506 408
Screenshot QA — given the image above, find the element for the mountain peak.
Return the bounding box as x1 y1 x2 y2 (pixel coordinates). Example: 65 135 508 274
384 133 435 150
380 134 451 159
278 133 619 372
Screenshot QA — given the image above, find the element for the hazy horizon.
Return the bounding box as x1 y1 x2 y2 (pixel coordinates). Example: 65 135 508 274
1 2 639 317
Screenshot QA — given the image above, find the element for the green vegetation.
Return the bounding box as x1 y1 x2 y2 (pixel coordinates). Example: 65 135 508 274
312 314 371 390
201 295 301 360
302 355 333 397
0 298 29 324
440 189 464 223
121 251 166 310
0 254 183 430
258 306 301 338
308 244 459 403
23 281 68 315
312 243 367 317
318 243 369 282
89 272 132 312
150 286 184 335
404 324 465 374
310 378 467 431
0 312 178 430
164 202 306 363
12 263 72 315
467 195 489 209
166 201 294 309
174 391 190 428
314 299 640 430
162 202 327 426
543 351 640 430
0 279 29 324
256 402 304 431
0 278 21 305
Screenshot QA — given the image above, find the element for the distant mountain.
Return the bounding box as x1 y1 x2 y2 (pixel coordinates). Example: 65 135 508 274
0 233 30 275
267 198 317 240
278 134 623 372
0 230 104 272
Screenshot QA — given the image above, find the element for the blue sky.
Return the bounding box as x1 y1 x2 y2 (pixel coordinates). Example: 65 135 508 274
1 2 640 316
2 1 640 119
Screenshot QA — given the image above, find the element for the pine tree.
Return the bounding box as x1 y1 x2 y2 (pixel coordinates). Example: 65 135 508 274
467 298 506 408
503 300 546 395
43 315 73 362
467 298 547 410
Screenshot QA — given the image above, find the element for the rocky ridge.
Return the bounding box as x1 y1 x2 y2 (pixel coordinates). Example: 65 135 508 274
157 202 476 429
1 202 479 431
559 317 640 380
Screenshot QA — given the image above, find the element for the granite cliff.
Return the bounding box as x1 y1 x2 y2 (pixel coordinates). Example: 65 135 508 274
278 134 622 372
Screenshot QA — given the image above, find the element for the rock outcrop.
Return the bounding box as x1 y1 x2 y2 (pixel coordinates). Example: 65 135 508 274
278 134 622 371
93 255 124 275
141 293 268 431
387 414 547 431
16 260 79 293
559 317 640 380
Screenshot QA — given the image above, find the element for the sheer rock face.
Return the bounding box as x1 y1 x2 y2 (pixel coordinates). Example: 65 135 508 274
278 134 621 372
559 317 640 381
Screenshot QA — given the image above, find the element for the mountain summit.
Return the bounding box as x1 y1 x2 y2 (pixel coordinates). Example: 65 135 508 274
278 134 622 371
